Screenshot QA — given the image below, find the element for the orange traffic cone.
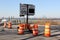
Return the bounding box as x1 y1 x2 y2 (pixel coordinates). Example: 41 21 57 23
44 22 51 37
18 24 24 35
3 22 7 28
7 21 12 29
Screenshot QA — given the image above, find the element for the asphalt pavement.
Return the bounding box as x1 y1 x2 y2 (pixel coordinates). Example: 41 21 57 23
0 25 60 40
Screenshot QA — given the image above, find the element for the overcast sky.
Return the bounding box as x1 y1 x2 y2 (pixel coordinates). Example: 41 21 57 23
0 0 60 18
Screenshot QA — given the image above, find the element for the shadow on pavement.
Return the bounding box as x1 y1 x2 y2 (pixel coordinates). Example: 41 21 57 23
51 30 59 33
21 33 43 40
51 34 60 37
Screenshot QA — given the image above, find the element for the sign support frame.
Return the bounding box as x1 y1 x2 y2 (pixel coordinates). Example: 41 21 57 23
26 4 28 26
20 4 35 28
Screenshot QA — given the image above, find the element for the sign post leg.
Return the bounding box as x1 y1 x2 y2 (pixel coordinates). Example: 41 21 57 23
26 5 28 25
26 4 29 30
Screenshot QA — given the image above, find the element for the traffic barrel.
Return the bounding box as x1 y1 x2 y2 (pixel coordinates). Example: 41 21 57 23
27 24 30 29
44 22 51 37
3 22 7 28
7 21 12 29
28 24 33 33
18 24 24 35
32 29 38 36
33 24 38 30
32 24 38 36
24 24 32 33
29 24 33 30
18 28 24 34
24 24 30 30
25 24 30 29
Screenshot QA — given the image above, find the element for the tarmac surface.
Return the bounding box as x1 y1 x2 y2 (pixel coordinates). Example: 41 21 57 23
0 25 60 40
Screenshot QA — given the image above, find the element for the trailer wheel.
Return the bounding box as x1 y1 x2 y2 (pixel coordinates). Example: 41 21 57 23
29 30 32 33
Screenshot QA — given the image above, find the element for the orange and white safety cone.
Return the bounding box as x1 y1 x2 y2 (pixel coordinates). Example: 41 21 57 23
44 22 51 37
3 22 7 28
32 24 38 36
7 21 12 29
18 24 24 35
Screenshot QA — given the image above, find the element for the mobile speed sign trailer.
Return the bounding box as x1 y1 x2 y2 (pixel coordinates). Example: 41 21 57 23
18 4 38 36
